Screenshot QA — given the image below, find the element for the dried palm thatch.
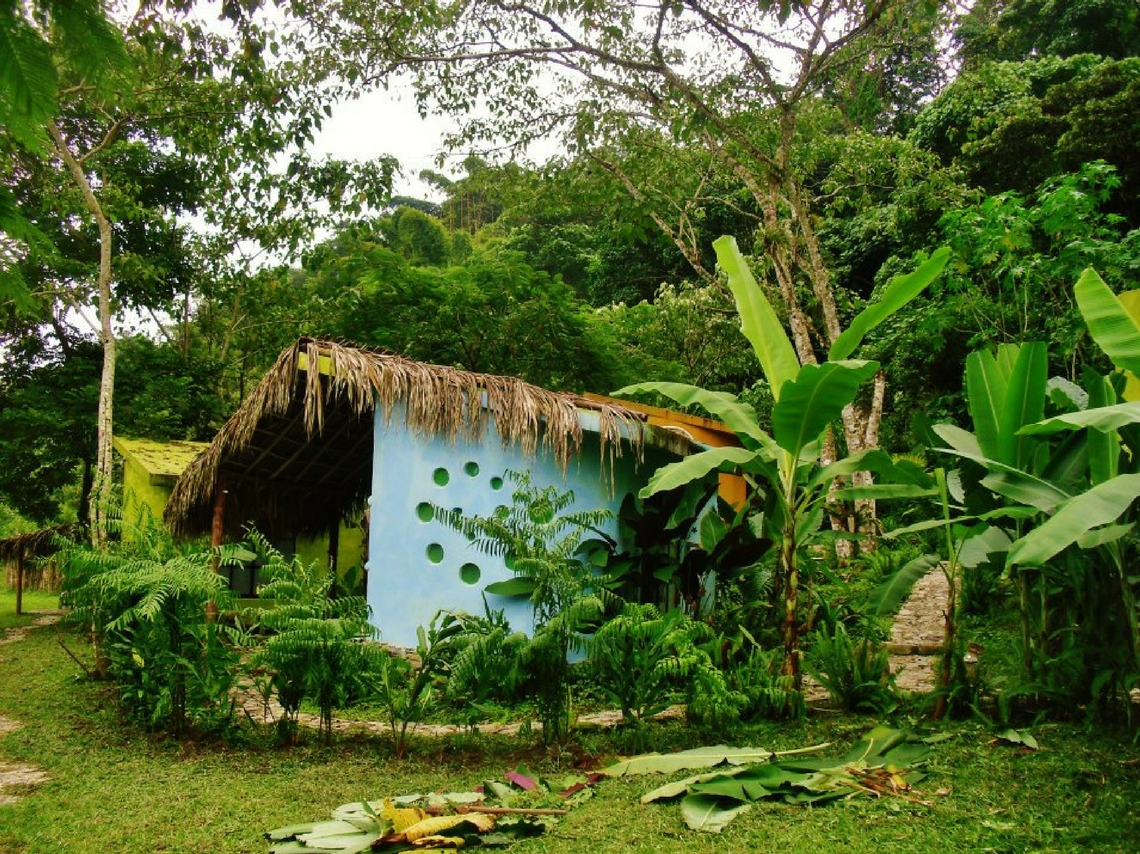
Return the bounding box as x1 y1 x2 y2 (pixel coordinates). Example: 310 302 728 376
165 338 676 541
0 524 79 562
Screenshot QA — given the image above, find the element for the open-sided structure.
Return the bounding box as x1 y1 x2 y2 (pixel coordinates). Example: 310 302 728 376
165 338 712 644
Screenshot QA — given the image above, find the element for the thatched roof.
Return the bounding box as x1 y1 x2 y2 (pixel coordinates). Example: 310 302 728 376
165 338 689 541
0 524 80 561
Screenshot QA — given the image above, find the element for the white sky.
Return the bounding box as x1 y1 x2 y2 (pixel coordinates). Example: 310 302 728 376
308 82 458 203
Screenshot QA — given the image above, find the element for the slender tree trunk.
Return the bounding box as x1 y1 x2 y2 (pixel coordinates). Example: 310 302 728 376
49 121 116 548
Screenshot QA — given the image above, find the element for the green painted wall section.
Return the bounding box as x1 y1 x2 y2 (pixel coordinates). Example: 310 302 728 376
114 437 210 542
295 523 367 582
120 464 173 538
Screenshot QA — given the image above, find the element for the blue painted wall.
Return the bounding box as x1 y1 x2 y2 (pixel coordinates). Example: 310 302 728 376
366 404 664 646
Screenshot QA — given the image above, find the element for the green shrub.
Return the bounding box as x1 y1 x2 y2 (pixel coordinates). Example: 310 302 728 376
365 612 464 758
247 531 374 745
805 622 897 714
433 471 610 744
442 605 529 729
57 519 244 737
721 636 805 721
588 602 720 725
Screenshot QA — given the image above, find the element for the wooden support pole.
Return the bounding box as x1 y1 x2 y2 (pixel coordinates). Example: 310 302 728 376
15 546 25 616
207 476 227 622
327 519 340 579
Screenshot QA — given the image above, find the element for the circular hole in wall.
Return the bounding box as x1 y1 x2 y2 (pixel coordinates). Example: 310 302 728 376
433 467 450 486
426 543 445 564
459 563 481 585
490 476 504 490
464 461 480 477
416 502 434 522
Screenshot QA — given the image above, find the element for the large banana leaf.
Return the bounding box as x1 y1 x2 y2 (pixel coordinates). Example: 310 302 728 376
771 360 879 458
965 349 1008 462
1018 401 1140 436
831 483 940 500
1120 290 1140 400
1037 430 1090 496
828 246 950 360
884 506 1038 538
680 794 752 833
932 423 984 457
1006 472 1140 566
1077 522 1134 549
601 743 829 777
1086 368 1120 484
713 235 800 400
808 448 932 491
638 446 760 498
979 471 1070 514
611 380 773 452
933 424 1071 512
999 342 1047 469
868 554 942 616
1074 268 1140 376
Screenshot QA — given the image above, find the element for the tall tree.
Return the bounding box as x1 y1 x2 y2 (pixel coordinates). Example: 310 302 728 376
955 0 1140 67
305 0 945 540
3 3 395 542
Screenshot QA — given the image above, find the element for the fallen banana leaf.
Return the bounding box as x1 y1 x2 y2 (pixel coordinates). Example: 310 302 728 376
993 728 1038 750
267 770 570 852
269 843 329 854
641 767 750 804
601 741 831 777
299 821 367 840
267 824 319 842
630 727 937 832
298 834 375 854
679 793 752 832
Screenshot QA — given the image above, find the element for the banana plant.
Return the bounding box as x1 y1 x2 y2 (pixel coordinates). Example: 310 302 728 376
931 269 1140 712
615 237 949 686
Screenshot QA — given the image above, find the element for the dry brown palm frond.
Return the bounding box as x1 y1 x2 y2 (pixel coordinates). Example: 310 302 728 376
0 524 80 561
164 338 661 541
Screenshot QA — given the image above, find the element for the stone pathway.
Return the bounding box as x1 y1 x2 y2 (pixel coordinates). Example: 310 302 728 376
236 682 685 739
886 567 949 694
0 614 59 805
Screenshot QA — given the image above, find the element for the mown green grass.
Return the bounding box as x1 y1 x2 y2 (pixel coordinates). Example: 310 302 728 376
0 589 59 631
1 622 1138 853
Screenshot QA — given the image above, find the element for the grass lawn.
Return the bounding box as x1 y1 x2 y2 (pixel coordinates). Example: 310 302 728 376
0 588 60 632
1 619 1138 853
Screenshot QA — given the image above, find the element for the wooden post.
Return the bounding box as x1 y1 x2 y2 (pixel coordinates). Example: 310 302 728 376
327 519 340 578
207 476 227 622
15 545 25 616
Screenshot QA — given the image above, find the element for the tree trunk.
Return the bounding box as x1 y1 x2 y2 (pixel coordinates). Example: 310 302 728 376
49 121 116 549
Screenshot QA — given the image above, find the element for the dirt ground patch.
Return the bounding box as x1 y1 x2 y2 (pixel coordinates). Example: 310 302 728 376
0 761 49 806
0 612 62 647
0 617 57 804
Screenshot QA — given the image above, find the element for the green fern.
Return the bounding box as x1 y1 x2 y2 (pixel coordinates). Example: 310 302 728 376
445 606 529 726
246 530 374 745
588 603 720 725
55 514 242 736
805 622 897 714
432 471 612 743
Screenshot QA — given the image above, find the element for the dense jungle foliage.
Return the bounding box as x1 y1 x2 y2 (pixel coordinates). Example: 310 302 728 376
3 1 1140 737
